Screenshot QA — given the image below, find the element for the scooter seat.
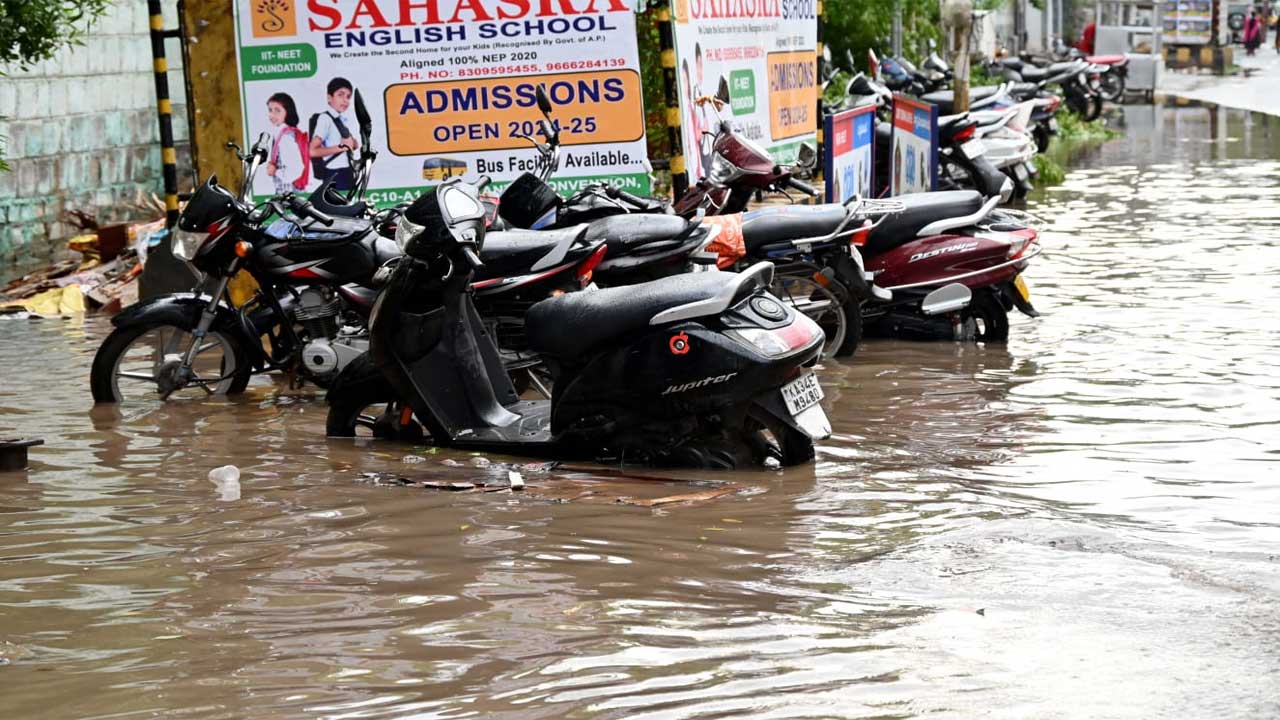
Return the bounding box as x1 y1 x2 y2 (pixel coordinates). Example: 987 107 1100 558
741 205 847 252
474 226 587 282
526 271 744 359
584 214 694 253
920 85 1001 114
864 191 985 255
1016 65 1050 82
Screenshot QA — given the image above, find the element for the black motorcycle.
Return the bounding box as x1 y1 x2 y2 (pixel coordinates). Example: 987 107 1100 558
326 177 831 468
90 133 399 402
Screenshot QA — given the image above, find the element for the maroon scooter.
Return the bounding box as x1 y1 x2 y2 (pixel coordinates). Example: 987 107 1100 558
852 191 1043 342
673 81 820 216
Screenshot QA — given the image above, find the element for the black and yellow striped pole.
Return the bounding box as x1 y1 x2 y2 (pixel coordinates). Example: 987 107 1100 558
816 1 825 184
656 7 688 199
148 0 180 228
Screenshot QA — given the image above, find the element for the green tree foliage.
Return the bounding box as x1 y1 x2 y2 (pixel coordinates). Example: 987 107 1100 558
824 0 943 73
0 0 111 70
1 0 112 170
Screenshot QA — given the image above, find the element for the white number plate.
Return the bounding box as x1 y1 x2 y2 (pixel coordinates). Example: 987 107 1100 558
960 139 987 159
1049 117 1059 132
781 372 824 416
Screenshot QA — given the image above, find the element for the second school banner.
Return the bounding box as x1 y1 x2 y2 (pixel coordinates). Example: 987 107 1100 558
670 0 818 183
233 0 650 205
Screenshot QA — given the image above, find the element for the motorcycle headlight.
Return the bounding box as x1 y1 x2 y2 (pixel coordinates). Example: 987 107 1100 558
395 215 426 251
172 229 208 261
707 152 742 185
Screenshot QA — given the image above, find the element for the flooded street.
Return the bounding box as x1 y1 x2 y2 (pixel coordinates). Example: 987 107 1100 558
2 105 1279 718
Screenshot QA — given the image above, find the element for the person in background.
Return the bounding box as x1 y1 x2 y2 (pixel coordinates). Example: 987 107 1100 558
264 92 307 195
1243 10 1262 55
309 77 360 190
1078 20 1097 55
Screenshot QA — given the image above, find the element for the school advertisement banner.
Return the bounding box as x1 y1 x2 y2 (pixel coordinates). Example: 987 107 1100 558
670 0 818 183
232 0 650 205
890 94 937 195
824 105 874 203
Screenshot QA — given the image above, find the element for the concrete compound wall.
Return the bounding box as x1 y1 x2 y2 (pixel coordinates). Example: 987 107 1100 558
0 3 192 270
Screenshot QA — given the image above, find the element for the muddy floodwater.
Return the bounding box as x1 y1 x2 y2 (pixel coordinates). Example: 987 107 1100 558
2 106 1279 718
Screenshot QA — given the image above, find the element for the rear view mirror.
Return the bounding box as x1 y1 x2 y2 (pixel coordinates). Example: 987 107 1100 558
715 76 731 105
796 143 817 169
535 84 552 116
822 46 833 64
354 88 372 133
920 283 972 315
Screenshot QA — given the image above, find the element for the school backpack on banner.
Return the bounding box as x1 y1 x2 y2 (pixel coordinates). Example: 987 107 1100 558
308 111 351 182
271 126 311 191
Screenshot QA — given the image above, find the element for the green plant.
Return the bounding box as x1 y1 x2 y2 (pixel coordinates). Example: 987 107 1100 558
1033 153 1065 184
0 0 111 70
1 1 112 171
825 0 943 73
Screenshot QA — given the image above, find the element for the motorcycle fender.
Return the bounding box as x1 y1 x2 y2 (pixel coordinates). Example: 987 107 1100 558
828 249 873 301
110 293 265 367
750 388 832 441
1004 280 1041 317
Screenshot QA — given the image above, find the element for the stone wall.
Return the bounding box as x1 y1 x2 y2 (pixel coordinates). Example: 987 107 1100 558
0 3 192 270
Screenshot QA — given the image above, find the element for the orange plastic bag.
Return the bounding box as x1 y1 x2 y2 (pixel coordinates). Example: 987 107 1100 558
702 214 746 269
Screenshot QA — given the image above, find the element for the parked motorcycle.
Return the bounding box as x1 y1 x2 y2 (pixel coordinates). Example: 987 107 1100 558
326 177 832 468
90 133 398 402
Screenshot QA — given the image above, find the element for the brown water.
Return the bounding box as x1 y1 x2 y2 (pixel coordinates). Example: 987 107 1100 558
3 106 1279 718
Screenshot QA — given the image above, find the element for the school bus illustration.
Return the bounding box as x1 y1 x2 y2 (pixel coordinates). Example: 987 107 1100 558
422 157 468 181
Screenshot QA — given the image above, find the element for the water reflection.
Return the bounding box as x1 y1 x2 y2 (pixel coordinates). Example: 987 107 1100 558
2 105 1279 718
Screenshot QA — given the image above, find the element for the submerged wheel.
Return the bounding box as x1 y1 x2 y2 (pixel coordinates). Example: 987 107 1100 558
1033 123 1052 154
325 354 423 441
90 322 251 403
744 408 815 467
961 289 1010 343
1085 92 1104 121
833 296 864 357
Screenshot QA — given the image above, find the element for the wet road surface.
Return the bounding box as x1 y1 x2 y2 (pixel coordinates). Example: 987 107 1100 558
2 105 1279 718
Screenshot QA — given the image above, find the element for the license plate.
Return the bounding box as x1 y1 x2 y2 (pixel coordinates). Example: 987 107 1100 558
1048 117 1059 132
960 138 987 159
1013 274 1030 302
781 372 824 416
1014 164 1029 181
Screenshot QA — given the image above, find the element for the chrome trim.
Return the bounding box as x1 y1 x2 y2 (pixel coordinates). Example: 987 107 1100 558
649 262 775 326
917 195 1001 237
882 243 1043 291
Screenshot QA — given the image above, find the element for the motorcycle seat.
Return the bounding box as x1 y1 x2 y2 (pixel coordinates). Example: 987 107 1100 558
920 85 1001 114
1087 54 1126 65
741 205 847 252
995 57 1026 72
864 191 985 255
474 226 588 282
525 270 749 358
584 214 695 254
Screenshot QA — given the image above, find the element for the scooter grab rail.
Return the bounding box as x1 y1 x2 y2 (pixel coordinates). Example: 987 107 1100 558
783 198 906 249
881 242 1043 291
648 261 775 326
916 195 1001 237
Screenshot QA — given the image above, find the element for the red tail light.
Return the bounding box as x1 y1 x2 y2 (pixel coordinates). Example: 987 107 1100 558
1045 96 1062 113
576 244 608 286
952 123 976 142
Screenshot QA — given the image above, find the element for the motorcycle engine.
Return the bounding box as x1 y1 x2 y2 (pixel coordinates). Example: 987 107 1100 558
294 288 367 379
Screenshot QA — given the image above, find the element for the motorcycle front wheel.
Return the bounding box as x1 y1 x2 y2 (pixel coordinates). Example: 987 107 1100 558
325 354 424 441
90 322 251 403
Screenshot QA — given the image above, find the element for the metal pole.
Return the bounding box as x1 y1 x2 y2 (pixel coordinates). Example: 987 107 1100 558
817 0 825 177
892 1 904 58
656 7 687 200
147 0 179 228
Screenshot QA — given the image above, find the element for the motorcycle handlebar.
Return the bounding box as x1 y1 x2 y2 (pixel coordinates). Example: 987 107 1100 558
783 176 819 197
460 245 484 269
605 185 650 209
286 195 335 226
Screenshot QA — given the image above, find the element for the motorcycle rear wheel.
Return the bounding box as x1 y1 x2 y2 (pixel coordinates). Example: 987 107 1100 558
744 409 815 467
770 270 847 360
1099 73 1125 103
961 289 1010 343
